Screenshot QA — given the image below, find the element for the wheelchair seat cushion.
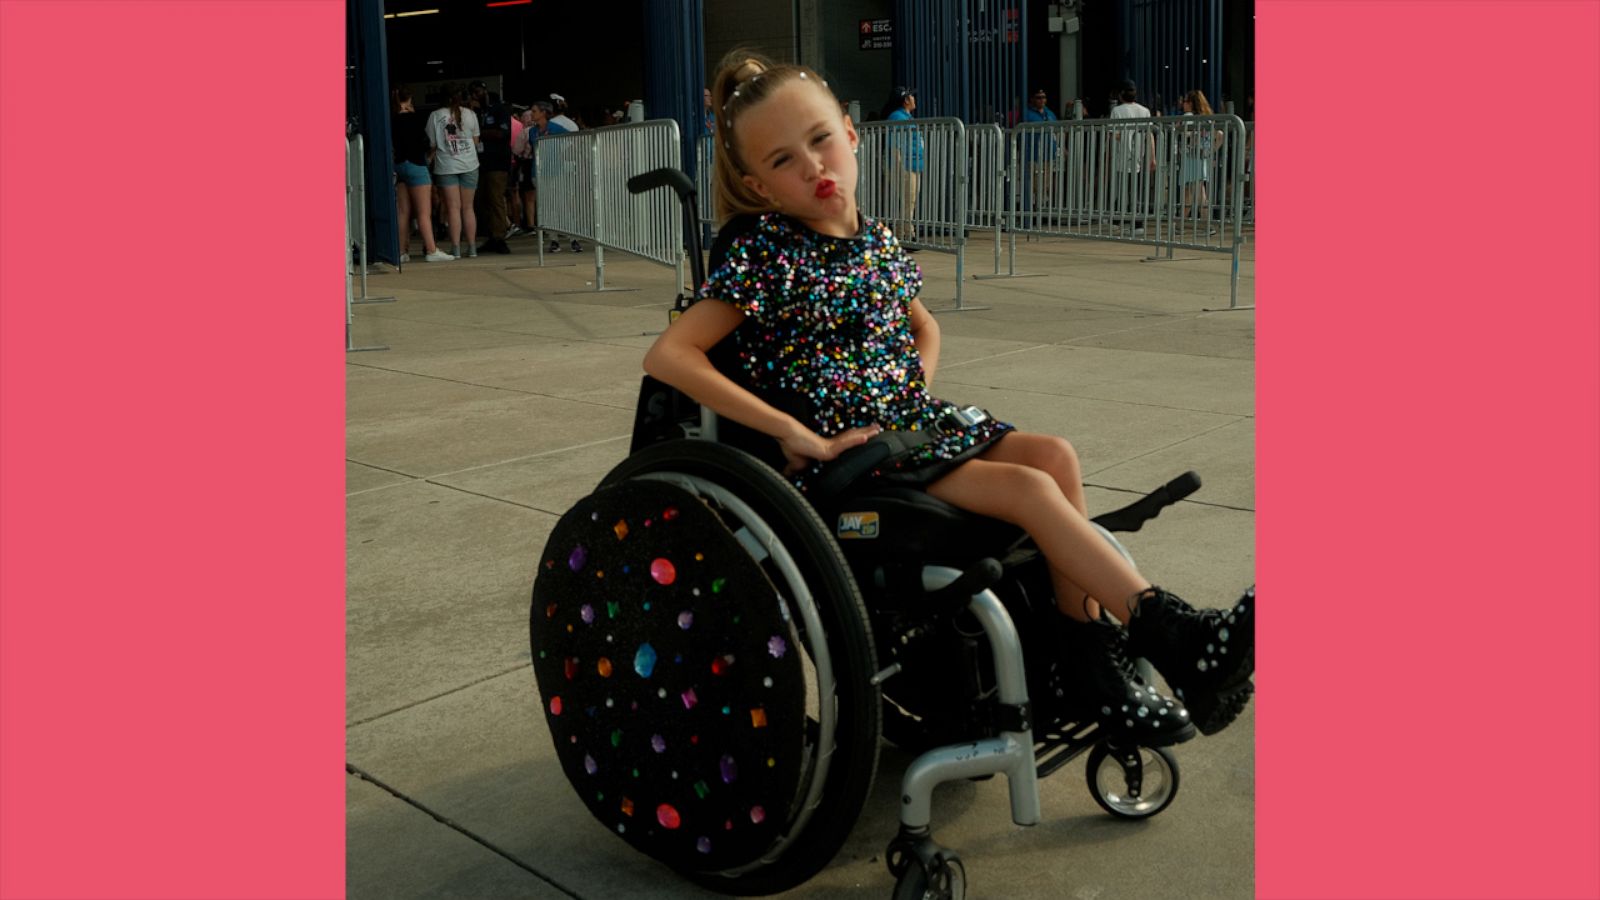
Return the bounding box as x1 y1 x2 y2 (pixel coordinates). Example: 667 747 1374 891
531 479 808 871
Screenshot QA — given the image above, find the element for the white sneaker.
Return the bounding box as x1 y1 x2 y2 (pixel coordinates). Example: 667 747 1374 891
465 243 478 258
399 253 410 263
424 249 455 262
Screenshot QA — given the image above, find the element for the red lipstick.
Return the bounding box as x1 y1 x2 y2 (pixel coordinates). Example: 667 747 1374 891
814 179 836 199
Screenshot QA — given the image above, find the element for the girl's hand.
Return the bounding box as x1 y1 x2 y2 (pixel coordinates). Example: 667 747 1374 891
778 423 882 475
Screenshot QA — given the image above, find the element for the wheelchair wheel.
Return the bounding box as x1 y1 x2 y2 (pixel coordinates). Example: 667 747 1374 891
592 439 882 894
1084 743 1179 819
891 852 966 900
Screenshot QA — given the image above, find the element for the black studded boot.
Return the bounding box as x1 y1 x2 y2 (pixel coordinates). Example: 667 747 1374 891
1050 614 1197 746
1128 586 1255 735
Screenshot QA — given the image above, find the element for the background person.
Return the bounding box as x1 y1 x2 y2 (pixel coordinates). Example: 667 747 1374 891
1109 79 1155 235
1022 87 1061 223
428 84 481 258
884 86 923 245
1179 89 1222 237
391 87 452 263
469 80 512 254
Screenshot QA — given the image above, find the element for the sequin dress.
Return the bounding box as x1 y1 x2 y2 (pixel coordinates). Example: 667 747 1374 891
703 212 1013 486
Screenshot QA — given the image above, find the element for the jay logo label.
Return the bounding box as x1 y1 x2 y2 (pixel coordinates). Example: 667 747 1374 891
836 512 880 540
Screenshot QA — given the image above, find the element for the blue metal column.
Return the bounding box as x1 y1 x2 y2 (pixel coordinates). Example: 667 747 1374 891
893 0 1027 124
643 0 705 183
348 0 397 265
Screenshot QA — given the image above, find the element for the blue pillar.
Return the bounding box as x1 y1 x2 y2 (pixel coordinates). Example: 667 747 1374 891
348 0 397 264
643 0 705 181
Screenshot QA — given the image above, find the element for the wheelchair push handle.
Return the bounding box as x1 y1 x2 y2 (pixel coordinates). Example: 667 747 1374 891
628 167 706 295
1090 470 1202 535
626 167 695 201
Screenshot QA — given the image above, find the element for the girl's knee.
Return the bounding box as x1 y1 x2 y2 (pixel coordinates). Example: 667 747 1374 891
1038 435 1081 479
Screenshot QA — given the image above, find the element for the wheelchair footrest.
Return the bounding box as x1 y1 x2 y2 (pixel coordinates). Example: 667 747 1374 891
1032 715 1102 779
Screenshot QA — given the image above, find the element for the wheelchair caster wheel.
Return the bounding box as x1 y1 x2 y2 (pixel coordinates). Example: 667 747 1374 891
890 847 965 900
1085 742 1180 819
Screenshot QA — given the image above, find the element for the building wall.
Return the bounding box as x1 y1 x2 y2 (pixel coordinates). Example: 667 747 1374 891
702 0 892 121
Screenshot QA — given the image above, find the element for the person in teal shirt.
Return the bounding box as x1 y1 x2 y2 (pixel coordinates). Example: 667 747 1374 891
1022 88 1061 219
885 86 924 243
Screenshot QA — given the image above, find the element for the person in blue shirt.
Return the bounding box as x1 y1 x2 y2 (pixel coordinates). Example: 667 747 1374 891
884 86 924 244
1022 88 1061 220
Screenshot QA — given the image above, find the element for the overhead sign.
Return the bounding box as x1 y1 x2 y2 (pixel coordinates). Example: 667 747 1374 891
859 18 892 50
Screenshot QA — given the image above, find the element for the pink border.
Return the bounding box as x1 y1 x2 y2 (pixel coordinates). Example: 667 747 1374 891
1256 2 1599 898
3 1 1597 898
1 2 345 897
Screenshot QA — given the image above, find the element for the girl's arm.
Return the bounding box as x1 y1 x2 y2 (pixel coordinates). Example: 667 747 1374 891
908 299 941 387
642 299 880 473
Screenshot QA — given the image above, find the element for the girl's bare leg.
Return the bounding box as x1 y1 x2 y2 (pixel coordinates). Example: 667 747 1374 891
441 184 462 249
396 182 412 257
977 433 1107 618
926 458 1148 623
411 183 438 254
460 187 478 246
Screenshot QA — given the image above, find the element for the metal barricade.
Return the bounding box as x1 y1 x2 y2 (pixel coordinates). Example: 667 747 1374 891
346 134 395 305
966 122 1036 281
534 120 684 293
695 132 716 231
856 116 975 310
346 136 387 352
1008 114 1251 309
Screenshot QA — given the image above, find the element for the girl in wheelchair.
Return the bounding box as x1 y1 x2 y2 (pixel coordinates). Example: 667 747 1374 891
643 50 1255 739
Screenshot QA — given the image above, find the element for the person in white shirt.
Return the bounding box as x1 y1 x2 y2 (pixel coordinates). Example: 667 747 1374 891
548 93 580 133
427 84 482 257
1108 79 1154 235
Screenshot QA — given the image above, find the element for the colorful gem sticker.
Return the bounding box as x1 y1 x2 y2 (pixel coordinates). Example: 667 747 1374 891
767 636 787 658
677 611 694 630
719 754 738 784
680 687 698 710
650 558 677 585
750 708 768 729
549 696 562 715
597 657 613 678
568 546 587 571
633 643 657 678
613 520 629 541
657 804 681 829
580 604 595 625
750 806 766 824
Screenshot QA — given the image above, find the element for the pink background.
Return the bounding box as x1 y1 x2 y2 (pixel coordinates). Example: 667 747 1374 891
1 1 1596 898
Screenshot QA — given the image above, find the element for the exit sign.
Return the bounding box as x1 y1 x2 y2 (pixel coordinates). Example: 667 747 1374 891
859 18 892 50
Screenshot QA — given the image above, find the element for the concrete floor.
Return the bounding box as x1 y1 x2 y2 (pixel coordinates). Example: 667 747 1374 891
347 229 1255 899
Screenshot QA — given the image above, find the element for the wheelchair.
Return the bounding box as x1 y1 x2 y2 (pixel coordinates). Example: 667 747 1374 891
528 169 1206 899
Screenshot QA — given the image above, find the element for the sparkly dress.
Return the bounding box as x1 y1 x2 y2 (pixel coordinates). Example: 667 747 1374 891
703 212 1013 486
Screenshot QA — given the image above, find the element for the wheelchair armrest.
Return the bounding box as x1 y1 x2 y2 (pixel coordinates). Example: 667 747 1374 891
808 430 935 504
1090 470 1202 534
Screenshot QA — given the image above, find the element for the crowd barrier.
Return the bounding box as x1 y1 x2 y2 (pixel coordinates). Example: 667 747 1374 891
534 120 685 292
346 135 387 352
965 122 1034 281
856 116 975 309
345 134 396 307
1009 113 1250 308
